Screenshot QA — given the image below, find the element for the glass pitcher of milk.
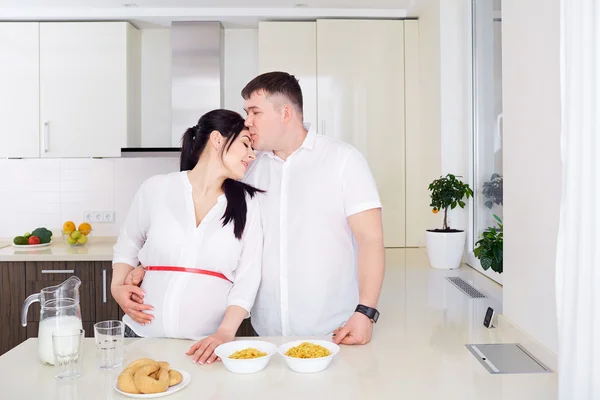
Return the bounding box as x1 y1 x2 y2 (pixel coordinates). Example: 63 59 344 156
21 276 83 365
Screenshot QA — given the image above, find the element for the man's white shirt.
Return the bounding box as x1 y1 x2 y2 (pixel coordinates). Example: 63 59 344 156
243 124 382 336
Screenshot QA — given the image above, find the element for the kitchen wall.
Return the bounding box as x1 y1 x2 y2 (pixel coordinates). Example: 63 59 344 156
417 0 469 242
0 26 259 240
0 157 179 238
502 0 561 354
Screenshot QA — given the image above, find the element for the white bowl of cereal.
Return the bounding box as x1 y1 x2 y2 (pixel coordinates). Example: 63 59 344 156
278 340 340 373
214 340 278 374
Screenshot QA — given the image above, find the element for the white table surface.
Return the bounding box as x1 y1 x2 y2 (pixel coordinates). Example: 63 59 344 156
0 336 385 400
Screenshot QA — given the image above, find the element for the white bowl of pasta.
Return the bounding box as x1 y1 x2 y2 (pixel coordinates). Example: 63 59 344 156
278 340 340 373
214 340 278 374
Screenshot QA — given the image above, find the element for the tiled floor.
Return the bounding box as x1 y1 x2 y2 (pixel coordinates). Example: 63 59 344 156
378 248 557 399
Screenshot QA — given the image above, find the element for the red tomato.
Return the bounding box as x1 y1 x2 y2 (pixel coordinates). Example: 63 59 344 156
28 236 41 245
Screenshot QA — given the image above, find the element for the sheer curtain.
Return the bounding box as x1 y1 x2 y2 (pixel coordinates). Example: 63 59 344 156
556 0 600 398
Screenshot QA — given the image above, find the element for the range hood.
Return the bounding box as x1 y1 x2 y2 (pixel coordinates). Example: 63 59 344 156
121 21 224 157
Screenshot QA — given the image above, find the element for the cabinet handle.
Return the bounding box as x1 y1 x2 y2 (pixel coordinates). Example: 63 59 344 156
43 122 49 153
41 269 74 274
102 269 107 303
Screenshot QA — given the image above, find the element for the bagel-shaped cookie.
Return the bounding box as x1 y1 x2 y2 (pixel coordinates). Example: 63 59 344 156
117 368 140 394
169 369 183 387
124 358 157 371
158 361 170 370
134 364 169 394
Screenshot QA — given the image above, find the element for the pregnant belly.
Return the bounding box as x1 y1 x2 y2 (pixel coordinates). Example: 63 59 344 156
138 272 231 339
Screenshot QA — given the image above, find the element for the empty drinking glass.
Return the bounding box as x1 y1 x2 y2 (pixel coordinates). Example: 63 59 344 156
52 328 84 380
94 320 124 370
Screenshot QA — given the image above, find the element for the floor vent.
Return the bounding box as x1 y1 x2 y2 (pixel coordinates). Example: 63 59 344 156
445 277 486 299
466 344 553 374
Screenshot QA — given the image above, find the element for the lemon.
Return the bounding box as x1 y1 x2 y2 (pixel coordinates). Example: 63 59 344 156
71 230 82 240
63 221 76 234
78 223 92 236
76 235 88 245
66 236 77 245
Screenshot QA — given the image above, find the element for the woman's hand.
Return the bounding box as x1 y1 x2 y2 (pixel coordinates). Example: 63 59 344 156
111 283 154 325
186 329 235 365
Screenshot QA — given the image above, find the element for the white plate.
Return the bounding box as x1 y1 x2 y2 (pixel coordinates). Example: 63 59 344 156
11 242 51 248
114 369 191 399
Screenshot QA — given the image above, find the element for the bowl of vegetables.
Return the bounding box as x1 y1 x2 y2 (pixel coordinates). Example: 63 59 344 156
12 227 53 248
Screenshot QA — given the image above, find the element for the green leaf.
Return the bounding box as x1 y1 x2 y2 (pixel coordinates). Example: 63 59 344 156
451 201 457 209
480 257 492 270
493 214 502 224
459 200 466 208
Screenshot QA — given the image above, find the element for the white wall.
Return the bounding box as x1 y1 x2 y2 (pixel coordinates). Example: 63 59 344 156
139 28 258 147
502 0 561 354
416 0 469 242
0 157 179 238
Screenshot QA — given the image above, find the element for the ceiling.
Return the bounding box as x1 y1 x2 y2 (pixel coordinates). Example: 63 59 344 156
0 0 414 8
0 0 425 28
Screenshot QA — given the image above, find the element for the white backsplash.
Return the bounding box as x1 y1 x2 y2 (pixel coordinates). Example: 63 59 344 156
0 157 179 238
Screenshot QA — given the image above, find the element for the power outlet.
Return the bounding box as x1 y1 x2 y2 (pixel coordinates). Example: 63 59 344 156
84 212 95 223
103 211 115 223
83 211 115 223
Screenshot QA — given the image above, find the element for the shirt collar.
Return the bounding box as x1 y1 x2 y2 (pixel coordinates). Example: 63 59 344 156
266 123 316 159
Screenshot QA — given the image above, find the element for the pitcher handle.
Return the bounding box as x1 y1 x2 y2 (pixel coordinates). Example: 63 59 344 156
21 293 40 327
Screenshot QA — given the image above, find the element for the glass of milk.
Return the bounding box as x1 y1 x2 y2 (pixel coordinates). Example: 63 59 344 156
94 320 124 370
52 328 84 380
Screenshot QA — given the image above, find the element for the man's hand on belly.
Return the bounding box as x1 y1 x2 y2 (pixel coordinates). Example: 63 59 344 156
112 283 154 325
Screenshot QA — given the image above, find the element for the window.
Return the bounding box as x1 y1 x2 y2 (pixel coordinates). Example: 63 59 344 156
467 0 503 282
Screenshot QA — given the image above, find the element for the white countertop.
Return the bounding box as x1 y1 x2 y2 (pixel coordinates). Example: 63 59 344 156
0 236 116 262
0 250 557 399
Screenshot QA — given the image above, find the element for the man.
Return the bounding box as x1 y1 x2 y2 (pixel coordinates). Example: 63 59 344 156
241 71 385 345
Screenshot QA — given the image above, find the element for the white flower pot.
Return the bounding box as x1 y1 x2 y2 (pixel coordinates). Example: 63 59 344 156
425 230 467 270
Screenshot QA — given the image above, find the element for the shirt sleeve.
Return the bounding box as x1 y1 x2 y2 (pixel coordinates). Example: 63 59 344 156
112 179 152 268
341 148 382 217
226 195 263 314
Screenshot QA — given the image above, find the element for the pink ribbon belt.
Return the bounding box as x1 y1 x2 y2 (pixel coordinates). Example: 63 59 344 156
145 266 232 283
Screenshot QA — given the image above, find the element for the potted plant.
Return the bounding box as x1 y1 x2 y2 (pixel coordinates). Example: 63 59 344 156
474 214 503 274
426 174 473 270
482 173 503 209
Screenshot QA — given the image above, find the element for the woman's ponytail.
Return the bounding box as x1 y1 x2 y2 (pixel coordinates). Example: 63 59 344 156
180 126 199 172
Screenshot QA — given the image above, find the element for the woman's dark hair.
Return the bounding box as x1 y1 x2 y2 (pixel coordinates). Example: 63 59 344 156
180 109 264 239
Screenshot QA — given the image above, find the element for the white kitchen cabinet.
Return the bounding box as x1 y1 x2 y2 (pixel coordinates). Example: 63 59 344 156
257 22 318 131
317 20 407 248
0 23 40 158
39 22 140 158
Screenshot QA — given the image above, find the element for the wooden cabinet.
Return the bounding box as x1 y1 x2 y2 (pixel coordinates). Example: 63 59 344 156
0 262 28 356
258 22 318 132
316 20 407 248
0 261 121 355
39 22 141 158
0 21 141 159
258 20 413 247
0 260 254 355
0 23 40 158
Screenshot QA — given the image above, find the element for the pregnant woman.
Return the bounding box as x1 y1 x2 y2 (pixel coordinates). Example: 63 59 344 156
111 109 263 365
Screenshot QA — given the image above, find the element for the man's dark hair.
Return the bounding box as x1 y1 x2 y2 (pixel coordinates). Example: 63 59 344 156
241 71 304 118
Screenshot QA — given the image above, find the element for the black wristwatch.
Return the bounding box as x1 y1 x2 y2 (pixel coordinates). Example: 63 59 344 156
355 304 380 323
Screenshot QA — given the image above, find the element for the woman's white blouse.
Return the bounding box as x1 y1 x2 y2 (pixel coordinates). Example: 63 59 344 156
112 171 262 340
